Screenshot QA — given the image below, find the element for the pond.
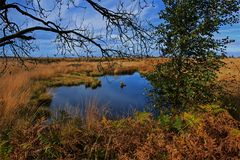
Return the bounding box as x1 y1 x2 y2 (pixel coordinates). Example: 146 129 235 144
50 72 152 118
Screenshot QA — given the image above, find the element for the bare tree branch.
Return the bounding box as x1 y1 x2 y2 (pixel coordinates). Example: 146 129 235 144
0 0 154 64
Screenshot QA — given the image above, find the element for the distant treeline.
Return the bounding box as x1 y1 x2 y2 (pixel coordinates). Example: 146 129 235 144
0 55 159 64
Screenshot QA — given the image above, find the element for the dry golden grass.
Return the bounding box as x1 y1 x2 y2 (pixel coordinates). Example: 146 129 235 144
219 58 240 92
0 57 239 118
2 105 239 159
0 72 31 117
0 60 97 118
0 58 240 159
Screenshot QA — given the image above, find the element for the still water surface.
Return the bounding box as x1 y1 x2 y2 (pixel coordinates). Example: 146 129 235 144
50 72 152 118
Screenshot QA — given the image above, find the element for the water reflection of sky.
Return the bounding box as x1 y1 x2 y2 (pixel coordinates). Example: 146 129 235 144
50 72 152 118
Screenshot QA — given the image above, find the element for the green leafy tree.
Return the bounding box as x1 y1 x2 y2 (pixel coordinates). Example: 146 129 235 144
148 0 239 112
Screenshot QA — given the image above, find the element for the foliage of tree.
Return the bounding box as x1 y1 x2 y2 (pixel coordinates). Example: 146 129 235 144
148 0 240 112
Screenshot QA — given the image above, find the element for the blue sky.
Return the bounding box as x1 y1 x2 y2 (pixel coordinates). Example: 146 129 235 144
9 0 240 57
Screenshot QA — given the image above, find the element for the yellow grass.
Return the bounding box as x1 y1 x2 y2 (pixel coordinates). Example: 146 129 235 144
0 72 31 116
0 58 239 118
218 58 240 92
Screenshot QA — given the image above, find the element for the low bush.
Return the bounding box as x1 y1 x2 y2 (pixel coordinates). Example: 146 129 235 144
0 105 239 160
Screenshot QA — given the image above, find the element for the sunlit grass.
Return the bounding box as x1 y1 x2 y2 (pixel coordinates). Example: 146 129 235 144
0 58 239 159
0 58 162 117
0 103 239 159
